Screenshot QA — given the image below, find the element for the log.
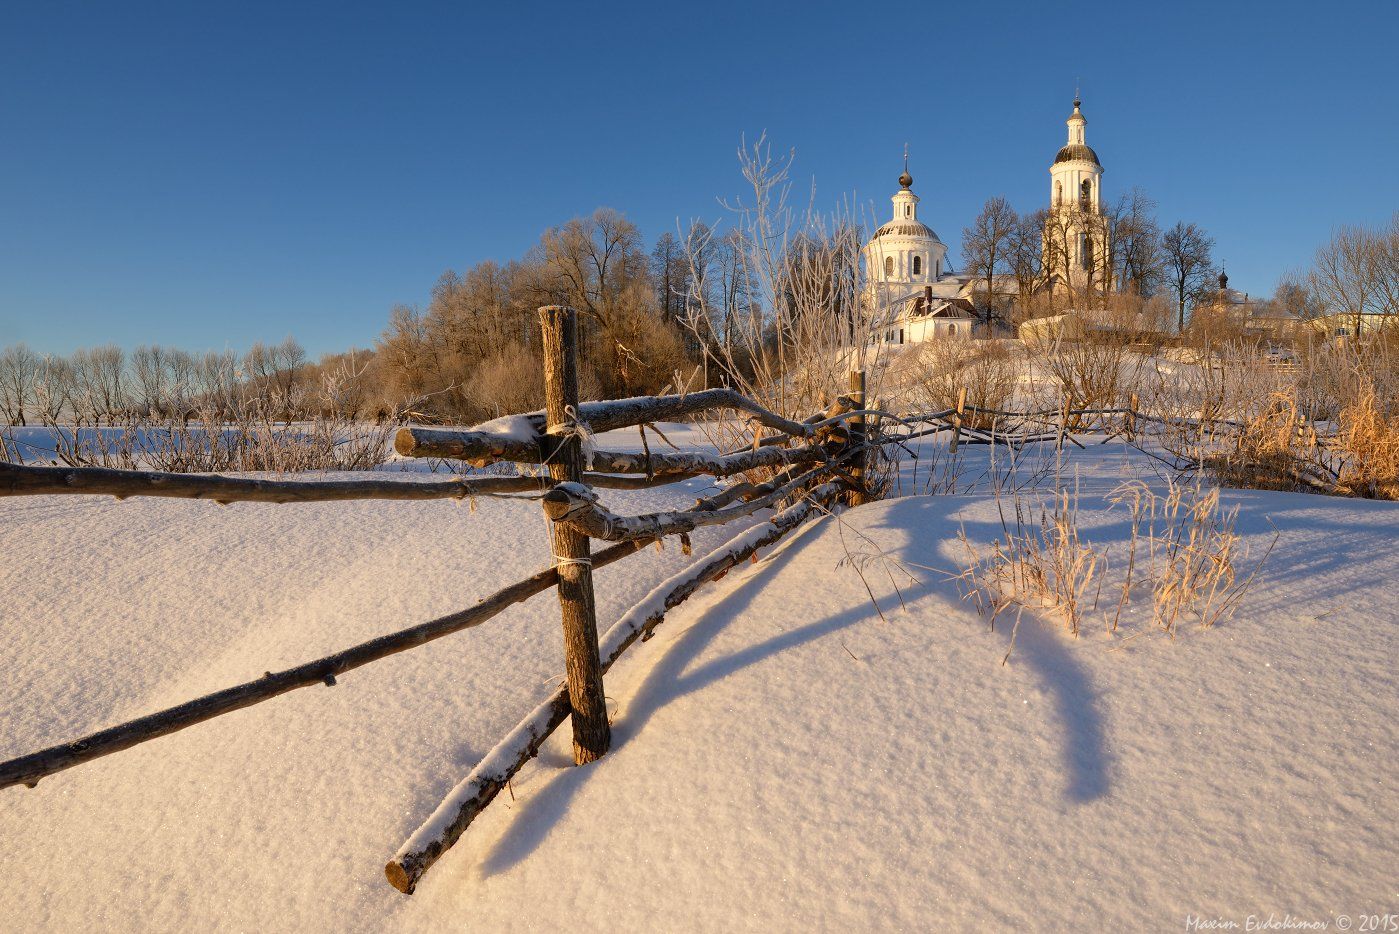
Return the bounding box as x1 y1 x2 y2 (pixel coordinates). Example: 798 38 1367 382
394 428 829 477
384 483 842 894
846 369 869 506
0 459 706 503
0 538 653 791
949 387 967 454
538 306 610 766
540 462 831 543
394 388 817 464
0 460 552 503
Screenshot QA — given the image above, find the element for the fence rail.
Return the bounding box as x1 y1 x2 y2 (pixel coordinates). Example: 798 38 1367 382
0 305 872 896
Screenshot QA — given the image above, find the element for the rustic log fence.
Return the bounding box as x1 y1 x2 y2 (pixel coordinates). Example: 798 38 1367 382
0 305 876 895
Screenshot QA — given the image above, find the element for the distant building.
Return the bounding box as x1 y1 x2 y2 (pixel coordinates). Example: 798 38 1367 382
1193 271 1300 342
861 156 987 345
862 96 1125 347
1302 310 1399 342
1042 97 1110 297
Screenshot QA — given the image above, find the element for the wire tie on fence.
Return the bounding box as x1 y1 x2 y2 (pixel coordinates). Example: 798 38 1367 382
545 404 596 470
552 554 593 569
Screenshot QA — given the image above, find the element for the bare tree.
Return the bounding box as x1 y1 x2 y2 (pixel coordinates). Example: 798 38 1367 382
0 343 39 426
961 196 1018 329
1008 208 1050 321
1162 221 1216 333
1104 188 1163 297
679 135 875 423
1308 218 1398 337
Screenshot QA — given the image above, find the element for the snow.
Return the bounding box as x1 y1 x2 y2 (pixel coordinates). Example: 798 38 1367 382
468 414 540 445
1 431 1395 930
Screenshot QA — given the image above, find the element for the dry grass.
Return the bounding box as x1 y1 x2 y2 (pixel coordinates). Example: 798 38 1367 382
956 483 1106 651
899 340 1021 430
955 477 1274 659
1335 384 1399 499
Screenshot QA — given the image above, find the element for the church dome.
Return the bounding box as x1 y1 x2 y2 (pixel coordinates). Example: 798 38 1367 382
873 220 941 241
1053 143 1101 166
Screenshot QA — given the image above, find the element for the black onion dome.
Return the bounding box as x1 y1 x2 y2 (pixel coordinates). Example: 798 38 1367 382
898 169 913 189
1053 143 1101 165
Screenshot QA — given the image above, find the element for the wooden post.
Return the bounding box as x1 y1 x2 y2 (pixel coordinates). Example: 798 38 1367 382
949 385 967 453
538 306 611 765
846 369 869 505
1127 393 1139 441
1056 397 1070 452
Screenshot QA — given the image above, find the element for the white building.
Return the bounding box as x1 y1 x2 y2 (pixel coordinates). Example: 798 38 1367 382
862 157 977 345
1043 96 1110 294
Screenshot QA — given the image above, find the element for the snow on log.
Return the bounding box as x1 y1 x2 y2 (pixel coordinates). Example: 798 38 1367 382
393 388 850 464
540 463 833 542
384 483 841 894
0 538 657 791
396 424 830 477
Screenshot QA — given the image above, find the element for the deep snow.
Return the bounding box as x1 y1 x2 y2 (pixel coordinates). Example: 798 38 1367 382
1 432 1395 931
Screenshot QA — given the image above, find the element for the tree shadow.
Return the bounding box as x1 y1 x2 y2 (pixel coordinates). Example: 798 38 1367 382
474 503 1113 877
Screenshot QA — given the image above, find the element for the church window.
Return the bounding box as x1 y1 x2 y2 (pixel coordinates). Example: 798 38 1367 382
912 255 922 275
1080 179 1092 211
884 256 894 277
905 205 911 217
948 323 957 336
1081 234 1093 270
1055 181 1062 205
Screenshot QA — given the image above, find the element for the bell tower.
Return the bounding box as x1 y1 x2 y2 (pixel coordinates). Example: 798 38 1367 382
1044 94 1109 297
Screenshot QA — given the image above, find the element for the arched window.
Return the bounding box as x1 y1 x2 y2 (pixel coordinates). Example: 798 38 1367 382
947 323 957 336
905 205 911 218
884 256 894 277
912 255 922 275
1055 181 1062 205
1080 179 1092 211
1081 235 1093 270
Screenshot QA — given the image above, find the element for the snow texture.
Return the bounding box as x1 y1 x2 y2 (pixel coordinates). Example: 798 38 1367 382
1 432 1395 931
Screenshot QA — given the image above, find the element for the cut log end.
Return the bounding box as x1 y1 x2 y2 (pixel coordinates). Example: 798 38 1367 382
393 428 418 457
384 860 415 894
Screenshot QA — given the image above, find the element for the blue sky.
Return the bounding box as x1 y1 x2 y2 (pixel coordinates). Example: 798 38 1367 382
2 0 1395 357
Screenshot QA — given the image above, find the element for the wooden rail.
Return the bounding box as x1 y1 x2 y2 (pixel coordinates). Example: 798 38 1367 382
0 305 876 897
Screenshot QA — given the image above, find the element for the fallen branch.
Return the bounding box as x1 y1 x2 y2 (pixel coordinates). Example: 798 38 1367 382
0 538 658 791
385 483 841 894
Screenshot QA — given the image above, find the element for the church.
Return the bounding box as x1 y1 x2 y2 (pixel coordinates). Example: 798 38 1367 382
863 96 1108 345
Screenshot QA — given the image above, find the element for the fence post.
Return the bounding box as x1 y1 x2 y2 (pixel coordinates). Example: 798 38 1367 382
1056 396 1070 452
847 369 868 506
1128 393 1139 441
949 385 967 453
538 305 611 766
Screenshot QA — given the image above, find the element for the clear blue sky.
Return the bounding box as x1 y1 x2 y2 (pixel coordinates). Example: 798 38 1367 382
2 0 1396 358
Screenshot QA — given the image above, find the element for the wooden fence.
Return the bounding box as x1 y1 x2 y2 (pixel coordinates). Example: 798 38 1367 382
0 332 1360 893
0 306 877 895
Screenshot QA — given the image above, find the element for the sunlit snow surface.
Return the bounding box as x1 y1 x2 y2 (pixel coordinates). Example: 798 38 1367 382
1 428 1395 931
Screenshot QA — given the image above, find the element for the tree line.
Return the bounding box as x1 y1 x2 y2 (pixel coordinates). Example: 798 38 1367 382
962 193 1397 339
3 157 1394 429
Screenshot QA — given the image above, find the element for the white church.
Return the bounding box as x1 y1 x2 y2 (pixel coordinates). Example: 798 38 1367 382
863 96 1106 345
